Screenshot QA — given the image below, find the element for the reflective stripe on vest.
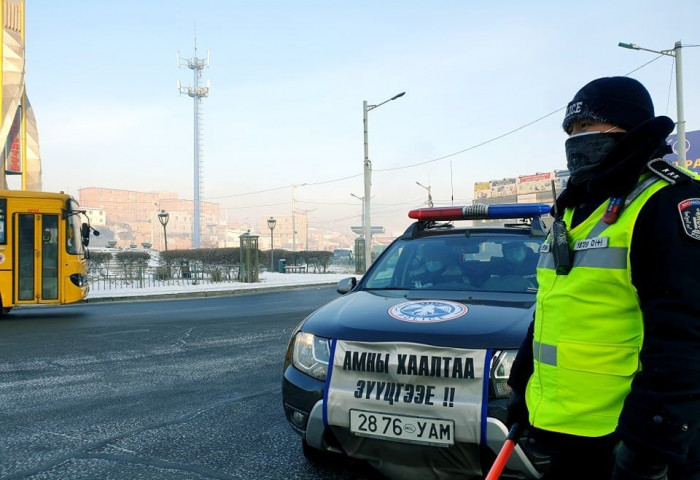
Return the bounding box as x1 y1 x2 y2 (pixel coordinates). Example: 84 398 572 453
533 341 557 366
538 246 628 270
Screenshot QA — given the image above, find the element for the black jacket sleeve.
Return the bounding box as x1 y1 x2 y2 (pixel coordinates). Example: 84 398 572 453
507 318 535 394
616 180 700 464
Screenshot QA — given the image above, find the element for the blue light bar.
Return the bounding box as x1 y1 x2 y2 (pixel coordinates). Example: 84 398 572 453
483 204 552 219
408 203 552 221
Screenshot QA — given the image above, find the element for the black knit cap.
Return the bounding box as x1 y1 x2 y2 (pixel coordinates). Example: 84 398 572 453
562 76 655 133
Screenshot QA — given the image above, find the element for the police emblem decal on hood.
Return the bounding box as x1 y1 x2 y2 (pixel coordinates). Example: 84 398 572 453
388 300 468 323
678 198 700 241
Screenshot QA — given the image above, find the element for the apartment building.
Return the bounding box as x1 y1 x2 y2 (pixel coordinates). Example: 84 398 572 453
79 187 220 250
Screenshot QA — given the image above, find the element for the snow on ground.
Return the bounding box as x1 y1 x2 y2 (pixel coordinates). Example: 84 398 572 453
87 271 357 300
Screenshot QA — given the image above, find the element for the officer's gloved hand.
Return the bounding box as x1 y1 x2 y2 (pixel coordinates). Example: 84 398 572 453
611 442 668 480
505 389 529 429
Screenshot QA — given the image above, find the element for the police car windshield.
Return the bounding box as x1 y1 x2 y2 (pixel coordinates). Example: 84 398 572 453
363 235 541 293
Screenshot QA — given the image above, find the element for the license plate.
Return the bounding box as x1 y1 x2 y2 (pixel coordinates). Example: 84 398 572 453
349 409 455 446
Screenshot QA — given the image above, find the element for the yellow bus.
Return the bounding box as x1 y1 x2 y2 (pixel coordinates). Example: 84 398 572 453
0 190 96 313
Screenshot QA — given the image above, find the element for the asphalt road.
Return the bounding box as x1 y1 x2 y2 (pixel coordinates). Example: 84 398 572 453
0 287 387 480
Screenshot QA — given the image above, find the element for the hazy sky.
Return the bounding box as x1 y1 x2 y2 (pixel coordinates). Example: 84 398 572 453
24 1 700 236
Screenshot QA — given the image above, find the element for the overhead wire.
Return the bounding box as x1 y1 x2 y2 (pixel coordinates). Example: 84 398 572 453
374 108 565 173
219 201 290 210
296 197 425 207
665 57 674 116
205 55 683 204
624 54 665 76
207 184 294 200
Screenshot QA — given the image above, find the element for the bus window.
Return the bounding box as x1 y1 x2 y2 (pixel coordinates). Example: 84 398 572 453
0 198 6 244
42 215 59 300
18 214 35 301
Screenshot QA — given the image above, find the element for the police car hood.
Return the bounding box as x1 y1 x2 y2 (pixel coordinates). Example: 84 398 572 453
302 290 535 350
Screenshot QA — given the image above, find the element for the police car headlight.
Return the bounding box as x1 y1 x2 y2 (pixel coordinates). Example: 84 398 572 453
292 332 330 381
490 349 517 399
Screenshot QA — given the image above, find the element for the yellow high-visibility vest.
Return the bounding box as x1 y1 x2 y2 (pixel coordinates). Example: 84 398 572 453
526 174 669 437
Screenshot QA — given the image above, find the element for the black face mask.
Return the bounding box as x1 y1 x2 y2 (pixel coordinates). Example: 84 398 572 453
565 132 626 185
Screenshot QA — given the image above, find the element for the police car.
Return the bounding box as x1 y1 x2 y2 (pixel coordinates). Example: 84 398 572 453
282 204 551 479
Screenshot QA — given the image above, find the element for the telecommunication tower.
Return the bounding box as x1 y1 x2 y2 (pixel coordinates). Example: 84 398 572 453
178 39 209 249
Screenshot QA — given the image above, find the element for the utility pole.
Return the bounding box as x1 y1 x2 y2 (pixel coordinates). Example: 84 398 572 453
178 38 210 248
363 92 405 272
618 41 686 164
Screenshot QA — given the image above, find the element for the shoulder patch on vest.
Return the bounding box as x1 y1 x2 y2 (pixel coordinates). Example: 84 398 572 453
647 158 692 185
678 198 700 241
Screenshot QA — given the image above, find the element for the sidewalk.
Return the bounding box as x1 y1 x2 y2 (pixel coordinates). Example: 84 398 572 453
86 271 356 303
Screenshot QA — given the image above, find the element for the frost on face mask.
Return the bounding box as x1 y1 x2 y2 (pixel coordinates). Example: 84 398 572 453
565 132 620 185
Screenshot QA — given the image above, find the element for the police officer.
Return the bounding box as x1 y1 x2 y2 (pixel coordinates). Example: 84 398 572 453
499 242 538 276
506 77 700 479
412 243 451 287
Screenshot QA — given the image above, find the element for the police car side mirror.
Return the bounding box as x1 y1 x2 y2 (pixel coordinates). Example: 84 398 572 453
337 277 357 295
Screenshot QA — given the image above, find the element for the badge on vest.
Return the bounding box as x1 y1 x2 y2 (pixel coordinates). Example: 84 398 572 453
540 243 551 253
573 237 609 251
678 198 700 241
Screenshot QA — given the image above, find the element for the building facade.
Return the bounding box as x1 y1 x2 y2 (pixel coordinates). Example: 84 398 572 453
79 187 220 250
258 213 309 252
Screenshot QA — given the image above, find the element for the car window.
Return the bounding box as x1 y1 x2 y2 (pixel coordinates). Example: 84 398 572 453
363 234 542 293
366 245 403 288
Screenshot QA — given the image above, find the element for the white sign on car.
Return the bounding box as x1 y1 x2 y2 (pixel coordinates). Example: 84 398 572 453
325 340 488 447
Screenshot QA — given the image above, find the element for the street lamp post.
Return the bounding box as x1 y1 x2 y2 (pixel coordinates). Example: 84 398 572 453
363 91 405 272
416 181 434 207
267 216 277 271
350 193 365 226
158 210 170 251
619 40 686 164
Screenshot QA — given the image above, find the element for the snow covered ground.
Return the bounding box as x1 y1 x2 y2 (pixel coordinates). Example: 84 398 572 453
87 270 357 300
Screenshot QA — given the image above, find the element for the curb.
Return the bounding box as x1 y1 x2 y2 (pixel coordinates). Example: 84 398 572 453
85 281 340 304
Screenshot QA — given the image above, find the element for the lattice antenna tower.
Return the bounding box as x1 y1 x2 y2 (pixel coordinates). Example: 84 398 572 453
177 38 210 249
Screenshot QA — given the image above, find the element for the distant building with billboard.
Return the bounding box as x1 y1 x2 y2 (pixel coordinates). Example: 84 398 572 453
474 128 700 206
472 128 699 206
473 170 569 206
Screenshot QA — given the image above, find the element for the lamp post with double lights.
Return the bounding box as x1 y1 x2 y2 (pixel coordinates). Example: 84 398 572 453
416 181 434 207
158 210 170 251
351 193 366 268
350 193 368 274
363 91 405 272
618 41 686 164
267 216 277 271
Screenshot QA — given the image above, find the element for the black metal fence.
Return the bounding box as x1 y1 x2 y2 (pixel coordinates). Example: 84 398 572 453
88 264 241 291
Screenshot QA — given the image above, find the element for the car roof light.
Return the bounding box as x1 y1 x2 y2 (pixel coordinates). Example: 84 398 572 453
408 203 552 221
